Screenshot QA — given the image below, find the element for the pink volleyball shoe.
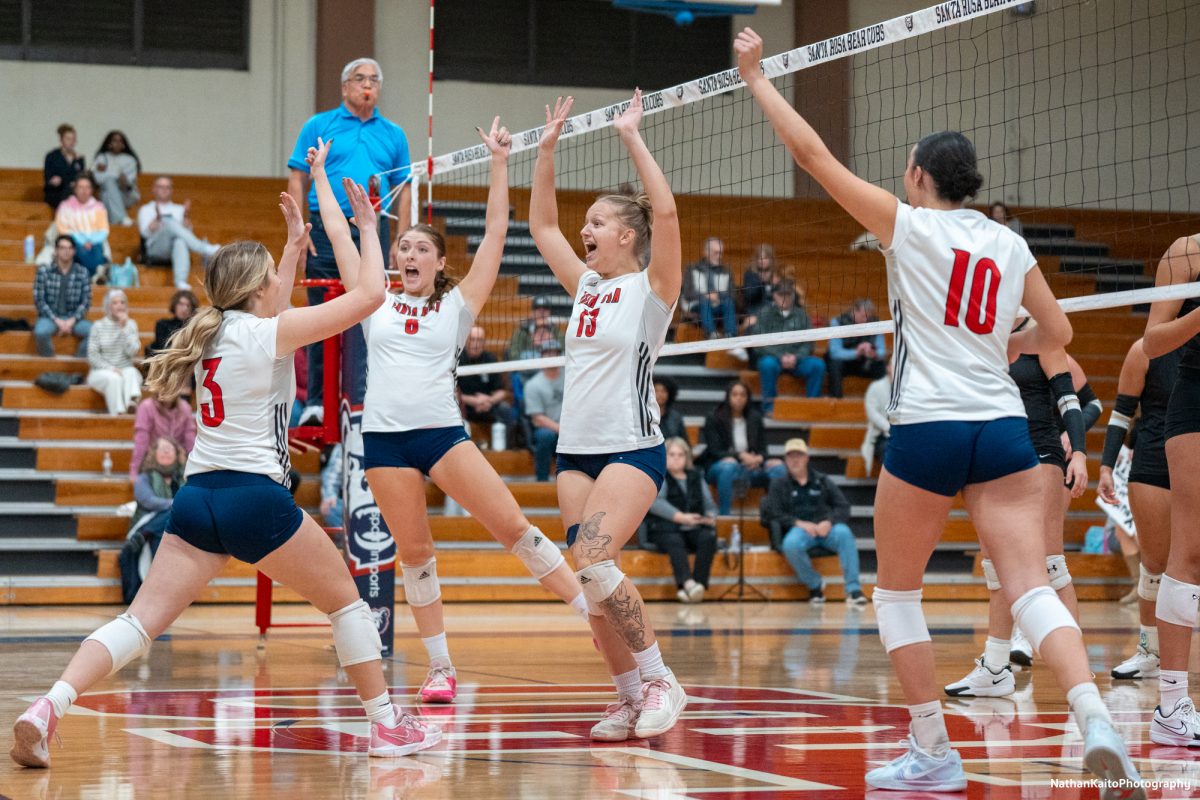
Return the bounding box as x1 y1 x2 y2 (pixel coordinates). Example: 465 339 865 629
418 667 457 704
11 698 59 768
368 706 442 757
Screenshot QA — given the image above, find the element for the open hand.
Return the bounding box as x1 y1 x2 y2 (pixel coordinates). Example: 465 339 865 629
734 27 765 82
540 96 574 151
477 116 512 159
279 192 311 249
345 178 377 231
613 88 644 137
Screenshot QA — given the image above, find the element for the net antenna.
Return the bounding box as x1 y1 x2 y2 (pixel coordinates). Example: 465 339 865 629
612 0 780 27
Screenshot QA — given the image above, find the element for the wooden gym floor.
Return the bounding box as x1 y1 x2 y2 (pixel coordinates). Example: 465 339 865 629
0 600 1192 799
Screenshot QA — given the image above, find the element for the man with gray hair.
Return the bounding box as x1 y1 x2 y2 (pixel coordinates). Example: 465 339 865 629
287 56 412 424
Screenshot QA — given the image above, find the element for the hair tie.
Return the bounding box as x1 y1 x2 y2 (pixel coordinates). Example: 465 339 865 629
214 306 227 313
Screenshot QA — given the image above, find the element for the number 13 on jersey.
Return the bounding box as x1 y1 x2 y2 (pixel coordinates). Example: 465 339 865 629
575 307 599 338
944 248 1001 334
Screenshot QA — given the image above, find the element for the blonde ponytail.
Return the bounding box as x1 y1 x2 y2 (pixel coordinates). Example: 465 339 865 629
145 307 223 400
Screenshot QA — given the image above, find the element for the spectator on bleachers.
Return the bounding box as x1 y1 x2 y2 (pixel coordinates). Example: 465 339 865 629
524 340 564 481
33 235 92 358
646 437 718 604
739 243 781 328
137 176 221 290
55 174 110 279
93 130 140 226
989 200 1023 237
654 376 687 442
684 237 737 338
86 289 142 415
459 325 515 435
120 435 186 603
861 361 892 475
43 124 86 211
145 289 198 359
700 380 786 514
129 390 196 482
320 443 344 529
507 296 564 361
751 279 824 411
763 438 865 606
825 298 887 398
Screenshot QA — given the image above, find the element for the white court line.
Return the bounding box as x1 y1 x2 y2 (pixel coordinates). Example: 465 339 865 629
692 725 894 736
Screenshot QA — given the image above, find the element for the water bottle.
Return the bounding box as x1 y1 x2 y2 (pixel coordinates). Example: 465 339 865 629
102 451 113 478
729 523 742 553
23 235 35 264
491 421 507 451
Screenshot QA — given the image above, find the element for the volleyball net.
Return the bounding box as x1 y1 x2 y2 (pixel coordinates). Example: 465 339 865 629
389 0 1199 379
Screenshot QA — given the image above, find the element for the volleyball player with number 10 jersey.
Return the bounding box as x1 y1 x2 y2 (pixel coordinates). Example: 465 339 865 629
734 28 1141 799
11 166 440 770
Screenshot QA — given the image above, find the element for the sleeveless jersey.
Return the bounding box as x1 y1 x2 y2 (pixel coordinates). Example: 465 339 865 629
1009 354 1061 449
1177 251 1200 374
558 269 675 454
362 287 474 433
1135 347 1181 460
885 204 1036 424
186 311 294 485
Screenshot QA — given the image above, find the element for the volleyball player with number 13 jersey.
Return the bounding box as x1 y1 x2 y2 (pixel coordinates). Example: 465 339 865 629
734 27 1141 799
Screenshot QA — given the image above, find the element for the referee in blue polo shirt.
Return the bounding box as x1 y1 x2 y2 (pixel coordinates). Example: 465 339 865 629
287 56 411 424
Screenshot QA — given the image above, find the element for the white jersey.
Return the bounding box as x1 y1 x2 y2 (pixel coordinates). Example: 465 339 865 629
884 203 1036 424
362 287 474 433
558 269 675 454
186 311 294 485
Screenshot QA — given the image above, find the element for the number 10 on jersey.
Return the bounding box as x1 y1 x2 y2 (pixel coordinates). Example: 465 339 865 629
944 248 1001 334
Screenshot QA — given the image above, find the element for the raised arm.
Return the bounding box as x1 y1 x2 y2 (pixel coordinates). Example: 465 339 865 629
735 29 899 248
458 117 513 316
1144 235 1200 358
275 192 311 316
276 181 386 357
307 139 365 292
529 96 588 297
614 89 681 307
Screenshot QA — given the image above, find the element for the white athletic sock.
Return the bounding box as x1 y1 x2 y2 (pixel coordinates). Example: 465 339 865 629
362 690 398 728
569 593 590 620
422 632 451 670
1161 669 1188 711
908 699 949 756
1067 682 1111 732
983 636 1010 670
1142 624 1160 654
45 680 77 719
632 642 670 681
613 667 642 703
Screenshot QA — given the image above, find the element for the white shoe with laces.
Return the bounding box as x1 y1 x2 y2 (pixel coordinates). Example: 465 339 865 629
1083 717 1147 799
590 697 641 741
1111 637 1159 680
1151 696 1200 747
634 672 687 738
944 656 1014 697
864 734 967 791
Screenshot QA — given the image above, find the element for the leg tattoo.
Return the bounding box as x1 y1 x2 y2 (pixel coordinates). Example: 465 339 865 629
576 512 612 563
600 580 648 652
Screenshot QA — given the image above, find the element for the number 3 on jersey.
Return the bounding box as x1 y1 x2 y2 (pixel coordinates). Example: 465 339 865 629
944 248 1001 334
200 357 225 427
575 307 599 338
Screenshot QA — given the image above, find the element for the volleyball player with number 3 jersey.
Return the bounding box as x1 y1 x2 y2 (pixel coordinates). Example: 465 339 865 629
312 121 590 706
11 156 440 770
1141 234 1200 746
531 90 688 741
734 27 1141 798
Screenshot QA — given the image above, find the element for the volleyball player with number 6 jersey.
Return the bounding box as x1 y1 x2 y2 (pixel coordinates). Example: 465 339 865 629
315 119 589 706
530 89 688 741
10 157 440 770
734 28 1141 799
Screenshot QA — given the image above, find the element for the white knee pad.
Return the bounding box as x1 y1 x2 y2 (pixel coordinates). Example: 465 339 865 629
329 598 382 667
1139 565 1162 602
1011 586 1079 652
1156 574 1200 628
981 558 1001 592
1045 555 1072 591
85 612 151 676
511 526 565 580
401 557 441 608
872 588 931 653
576 560 625 606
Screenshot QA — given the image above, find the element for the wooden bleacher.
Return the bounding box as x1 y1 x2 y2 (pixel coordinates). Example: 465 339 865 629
0 167 1174 606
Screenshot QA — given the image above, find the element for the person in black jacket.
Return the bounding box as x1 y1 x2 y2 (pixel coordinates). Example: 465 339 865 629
145 289 198 358
44 124 86 210
701 380 785 514
654 376 687 442
645 438 718 603
762 438 865 605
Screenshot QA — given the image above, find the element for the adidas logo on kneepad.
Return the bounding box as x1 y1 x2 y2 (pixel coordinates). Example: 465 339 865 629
579 576 592 584
419 571 430 580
